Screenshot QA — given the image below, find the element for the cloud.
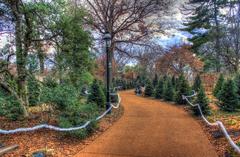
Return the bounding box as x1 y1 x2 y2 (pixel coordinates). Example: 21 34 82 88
154 0 192 48
154 32 192 48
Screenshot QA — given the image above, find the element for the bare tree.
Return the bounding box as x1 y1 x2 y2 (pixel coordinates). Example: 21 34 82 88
155 45 204 78
80 0 173 54
220 0 240 72
77 0 173 81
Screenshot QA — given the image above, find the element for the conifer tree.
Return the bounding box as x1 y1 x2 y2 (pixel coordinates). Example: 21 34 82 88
163 75 168 82
175 74 190 105
163 78 174 101
175 76 180 90
28 76 41 106
213 74 224 99
155 78 164 99
234 73 240 99
193 85 210 116
219 79 239 112
144 80 154 97
183 0 226 72
122 80 127 90
152 74 158 87
88 79 106 108
183 3 212 52
171 75 176 89
192 74 202 92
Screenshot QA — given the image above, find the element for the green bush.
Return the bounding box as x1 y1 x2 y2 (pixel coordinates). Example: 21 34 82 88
192 74 202 92
120 80 127 90
58 103 99 139
113 78 128 89
163 78 174 101
152 74 158 87
79 72 94 86
43 76 58 88
234 73 240 99
41 84 79 110
193 85 210 116
144 80 154 97
0 92 23 120
163 75 168 81
213 74 224 99
171 76 176 90
126 81 135 89
219 79 239 112
40 79 101 139
88 79 106 108
28 76 41 106
155 78 164 99
175 74 190 105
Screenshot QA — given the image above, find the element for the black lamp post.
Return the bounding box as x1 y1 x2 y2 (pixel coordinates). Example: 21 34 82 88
103 31 112 113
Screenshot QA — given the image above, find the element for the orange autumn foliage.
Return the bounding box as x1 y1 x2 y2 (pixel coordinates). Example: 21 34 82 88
201 73 219 93
94 55 118 81
155 45 204 77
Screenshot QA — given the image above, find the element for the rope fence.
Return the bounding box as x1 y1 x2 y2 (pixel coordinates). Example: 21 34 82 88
182 91 240 154
3 88 238 154
0 92 121 135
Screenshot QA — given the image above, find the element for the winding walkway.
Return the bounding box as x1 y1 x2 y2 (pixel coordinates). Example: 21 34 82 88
75 90 218 157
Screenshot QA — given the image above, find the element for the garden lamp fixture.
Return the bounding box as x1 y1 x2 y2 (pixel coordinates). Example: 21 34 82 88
103 31 112 114
104 32 111 48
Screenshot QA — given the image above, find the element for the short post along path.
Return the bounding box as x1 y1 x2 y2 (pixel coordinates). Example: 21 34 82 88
75 90 217 157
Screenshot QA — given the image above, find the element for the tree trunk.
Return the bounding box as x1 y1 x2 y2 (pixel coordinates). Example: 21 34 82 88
0 82 29 117
13 2 29 118
213 0 221 72
234 1 240 73
36 33 45 74
109 40 117 90
38 52 45 74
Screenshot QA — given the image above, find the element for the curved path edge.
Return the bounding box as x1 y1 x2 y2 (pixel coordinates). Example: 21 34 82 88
75 90 218 157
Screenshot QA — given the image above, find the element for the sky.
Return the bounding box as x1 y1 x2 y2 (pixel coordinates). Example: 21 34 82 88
155 0 192 48
0 20 14 48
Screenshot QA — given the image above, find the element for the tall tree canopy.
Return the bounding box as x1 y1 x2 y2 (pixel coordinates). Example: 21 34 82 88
77 0 174 82
182 0 240 73
0 0 93 117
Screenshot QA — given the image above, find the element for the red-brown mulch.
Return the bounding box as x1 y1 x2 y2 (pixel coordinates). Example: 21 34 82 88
183 106 240 157
198 119 239 157
0 106 124 157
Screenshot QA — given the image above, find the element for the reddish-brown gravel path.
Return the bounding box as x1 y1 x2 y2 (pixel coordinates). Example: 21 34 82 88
75 90 218 157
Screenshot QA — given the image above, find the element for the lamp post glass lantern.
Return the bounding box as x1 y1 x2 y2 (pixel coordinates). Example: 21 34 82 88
104 33 111 48
104 32 112 113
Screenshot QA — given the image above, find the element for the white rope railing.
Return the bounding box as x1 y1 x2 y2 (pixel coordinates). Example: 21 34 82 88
110 93 121 109
0 93 121 135
183 91 240 154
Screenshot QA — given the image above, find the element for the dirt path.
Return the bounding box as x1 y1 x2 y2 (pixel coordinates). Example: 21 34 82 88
75 90 218 157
